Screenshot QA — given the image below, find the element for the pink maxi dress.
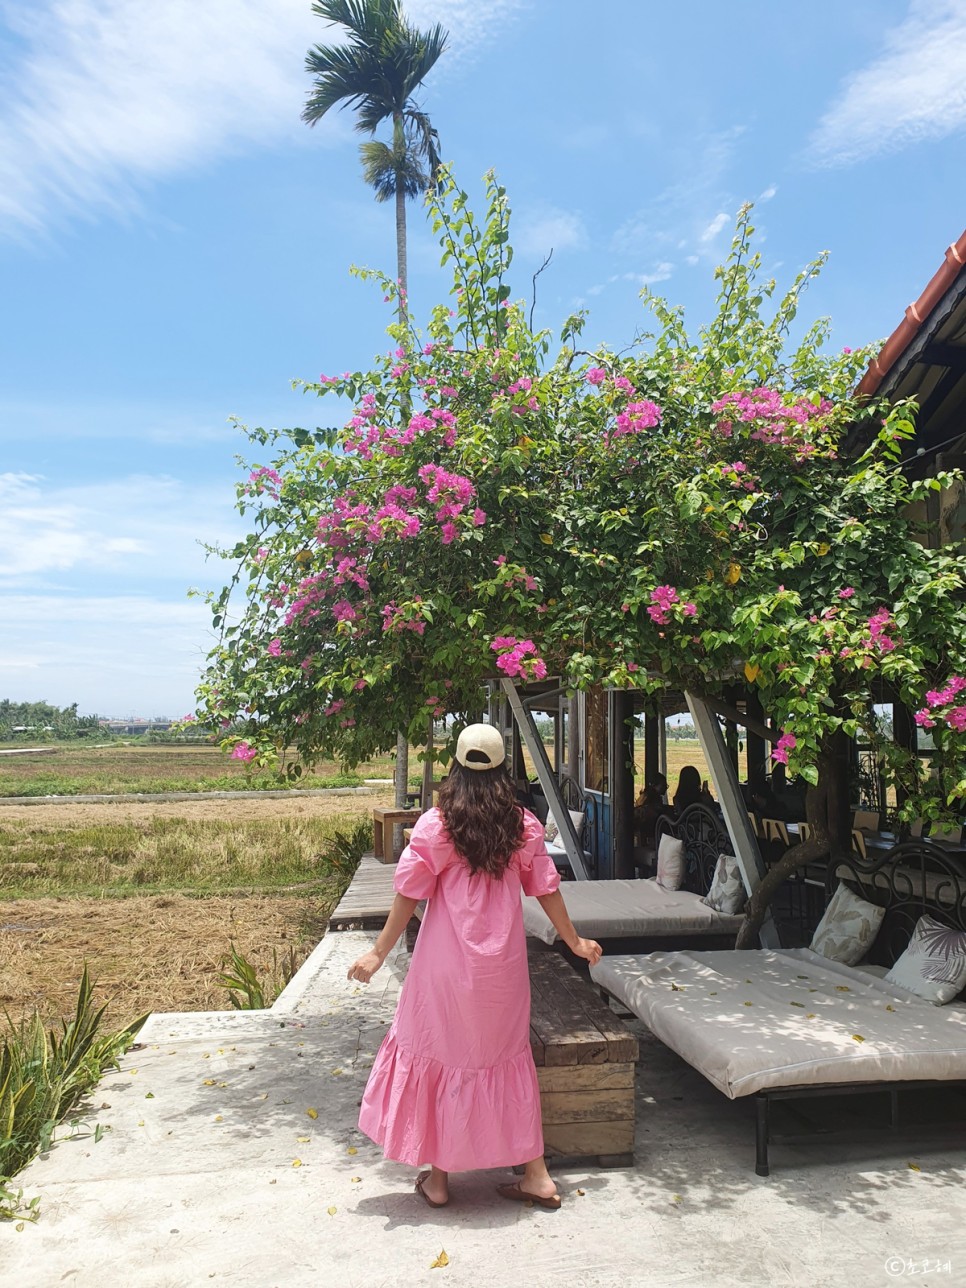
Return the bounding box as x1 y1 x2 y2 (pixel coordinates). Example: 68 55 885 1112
358 806 560 1171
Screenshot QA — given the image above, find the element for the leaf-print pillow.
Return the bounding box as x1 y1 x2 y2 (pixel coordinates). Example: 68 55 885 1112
885 914 966 1005
701 853 745 915
810 882 884 966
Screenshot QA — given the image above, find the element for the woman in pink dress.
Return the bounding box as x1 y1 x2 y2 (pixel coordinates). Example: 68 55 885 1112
348 723 602 1210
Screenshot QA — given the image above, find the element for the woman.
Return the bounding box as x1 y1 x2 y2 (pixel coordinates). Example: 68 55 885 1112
348 723 602 1210
672 764 712 814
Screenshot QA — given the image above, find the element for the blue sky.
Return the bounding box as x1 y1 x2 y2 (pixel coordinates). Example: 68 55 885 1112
2 0 966 718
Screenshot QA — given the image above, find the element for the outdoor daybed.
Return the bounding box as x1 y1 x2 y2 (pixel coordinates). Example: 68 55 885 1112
524 803 743 951
590 840 966 1174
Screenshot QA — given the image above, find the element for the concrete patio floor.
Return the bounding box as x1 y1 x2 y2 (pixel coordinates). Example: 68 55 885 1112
3 929 965 1288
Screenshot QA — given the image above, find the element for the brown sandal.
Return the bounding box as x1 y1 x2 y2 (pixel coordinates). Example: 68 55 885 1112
496 1181 561 1210
415 1172 448 1208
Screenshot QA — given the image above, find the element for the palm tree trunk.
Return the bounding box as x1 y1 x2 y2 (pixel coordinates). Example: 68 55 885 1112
392 109 410 818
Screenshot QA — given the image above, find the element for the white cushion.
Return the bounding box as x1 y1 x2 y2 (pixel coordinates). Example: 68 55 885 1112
810 882 884 966
656 834 685 891
521 879 743 944
885 914 966 1005
544 809 584 845
702 853 746 915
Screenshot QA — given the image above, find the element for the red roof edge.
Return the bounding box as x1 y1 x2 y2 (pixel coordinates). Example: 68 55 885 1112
856 228 966 397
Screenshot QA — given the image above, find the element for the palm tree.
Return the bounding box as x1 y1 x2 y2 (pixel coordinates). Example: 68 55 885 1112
303 1 448 814
303 0 448 322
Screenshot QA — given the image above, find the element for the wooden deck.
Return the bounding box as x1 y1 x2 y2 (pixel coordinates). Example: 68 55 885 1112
329 855 397 930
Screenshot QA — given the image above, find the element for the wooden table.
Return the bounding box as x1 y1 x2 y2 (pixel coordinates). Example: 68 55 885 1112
528 943 638 1166
371 807 422 863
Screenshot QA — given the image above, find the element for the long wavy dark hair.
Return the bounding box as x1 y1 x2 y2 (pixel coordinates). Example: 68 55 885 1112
437 762 525 878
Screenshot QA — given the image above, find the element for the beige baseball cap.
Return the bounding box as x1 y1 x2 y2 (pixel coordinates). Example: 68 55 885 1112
455 723 507 771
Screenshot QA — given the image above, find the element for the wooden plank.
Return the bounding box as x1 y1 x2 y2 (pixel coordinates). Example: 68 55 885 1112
528 948 637 1065
551 966 639 1063
540 1089 635 1125
536 1062 635 1093
528 956 609 1066
542 1119 635 1158
329 855 398 929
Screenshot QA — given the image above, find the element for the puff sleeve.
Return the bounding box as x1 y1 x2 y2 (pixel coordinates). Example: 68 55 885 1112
518 810 561 898
392 811 444 900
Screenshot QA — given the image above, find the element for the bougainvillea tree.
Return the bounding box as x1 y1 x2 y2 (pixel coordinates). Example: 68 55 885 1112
197 171 966 939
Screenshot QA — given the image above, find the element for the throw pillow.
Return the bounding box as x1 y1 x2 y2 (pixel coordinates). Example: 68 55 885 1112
568 809 586 841
885 914 966 1005
810 882 885 966
702 853 746 914
656 833 685 891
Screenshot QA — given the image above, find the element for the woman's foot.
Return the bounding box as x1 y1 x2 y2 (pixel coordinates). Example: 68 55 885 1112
496 1181 561 1210
497 1157 560 1208
415 1167 449 1207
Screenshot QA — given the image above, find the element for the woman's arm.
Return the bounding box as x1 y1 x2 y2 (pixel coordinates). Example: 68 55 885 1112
347 893 420 983
535 890 602 965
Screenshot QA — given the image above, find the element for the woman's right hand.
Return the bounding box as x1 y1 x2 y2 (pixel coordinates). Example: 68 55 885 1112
347 950 383 984
571 937 603 967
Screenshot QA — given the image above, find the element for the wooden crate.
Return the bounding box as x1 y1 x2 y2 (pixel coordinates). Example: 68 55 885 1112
528 944 638 1167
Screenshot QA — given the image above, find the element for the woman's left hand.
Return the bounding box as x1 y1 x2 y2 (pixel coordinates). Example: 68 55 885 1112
347 950 383 983
572 937 603 966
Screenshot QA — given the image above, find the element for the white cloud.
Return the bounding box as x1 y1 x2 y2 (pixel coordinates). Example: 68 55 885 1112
0 0 526 234
0 593 212 716
611 127 744 263
809 0 966 166
514 207 587 259
758 184 778 202
0 470 242 583
700 212 729 244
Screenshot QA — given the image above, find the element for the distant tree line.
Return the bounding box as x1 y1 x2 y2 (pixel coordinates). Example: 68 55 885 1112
0 700 100 740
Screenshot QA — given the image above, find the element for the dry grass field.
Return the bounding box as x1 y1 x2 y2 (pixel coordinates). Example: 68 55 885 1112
0 784 394 1026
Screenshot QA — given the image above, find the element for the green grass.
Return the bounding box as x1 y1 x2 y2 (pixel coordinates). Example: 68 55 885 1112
0 815 371 899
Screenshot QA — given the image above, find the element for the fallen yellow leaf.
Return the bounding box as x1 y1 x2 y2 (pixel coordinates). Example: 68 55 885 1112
575 1188 585 1196
852 1034 866 1043
292 1159 303 1168
351 1176 362 1183
347 1146 358 1155
297 1136 310 1143
671 1194 683 1204
886 1005 896 1013
306 1108 318 1119
214 1115 223 1123
430 1250 449 1269
743 1001 753 1007
908 1162 921 1172
835 986 851 992
202 1079 215 1086
806 1013 816 1019
327 1205 337 1216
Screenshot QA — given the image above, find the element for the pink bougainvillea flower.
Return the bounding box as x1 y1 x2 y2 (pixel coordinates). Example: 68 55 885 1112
230 742 257 763
586 367 607 386
267 638 282 657
838 587 855 599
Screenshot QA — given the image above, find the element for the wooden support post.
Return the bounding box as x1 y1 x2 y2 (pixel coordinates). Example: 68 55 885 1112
610 691 636 879
502 679 590 880
686 692 780 949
